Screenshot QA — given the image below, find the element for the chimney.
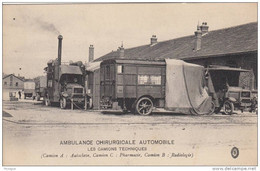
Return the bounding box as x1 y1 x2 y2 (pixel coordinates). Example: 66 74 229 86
194 27 202 51
118 43 124 58
89 45 94 62
57 35 63 65
200 22 209 35
150 35 157 45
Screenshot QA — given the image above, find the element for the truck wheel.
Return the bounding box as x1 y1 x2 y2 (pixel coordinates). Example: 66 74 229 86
135 97 153 116
60 97 67 109
223 100 234 115
44 97 51 106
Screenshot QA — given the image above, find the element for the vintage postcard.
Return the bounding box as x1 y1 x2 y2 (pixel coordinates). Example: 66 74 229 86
2 3 258 167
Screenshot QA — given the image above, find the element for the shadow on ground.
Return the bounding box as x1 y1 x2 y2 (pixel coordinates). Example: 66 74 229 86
3 110 13 117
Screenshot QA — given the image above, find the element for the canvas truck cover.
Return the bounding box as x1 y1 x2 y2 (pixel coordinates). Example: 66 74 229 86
59 65 83 77
24 81 35 90
165 59 212 114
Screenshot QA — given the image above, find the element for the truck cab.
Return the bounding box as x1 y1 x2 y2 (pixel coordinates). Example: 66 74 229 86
44 61 86 109
44 35 86 109
206 66 255 114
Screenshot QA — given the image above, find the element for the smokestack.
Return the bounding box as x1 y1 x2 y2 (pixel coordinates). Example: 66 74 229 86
200 22 209 35
118 43 124 58
89 45 94 62
58 35 63 65
194 27 202 51
150 35 157 46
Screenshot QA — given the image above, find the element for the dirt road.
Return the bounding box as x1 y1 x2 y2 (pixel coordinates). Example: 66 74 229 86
2 100 257 166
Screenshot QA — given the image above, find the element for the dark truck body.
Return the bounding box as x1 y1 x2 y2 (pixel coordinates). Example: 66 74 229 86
44 35 86 109
35 76 47 101
44 61 86 109
100 59 255 115
24 81 36 99
206 66 256 114
100 59 167 114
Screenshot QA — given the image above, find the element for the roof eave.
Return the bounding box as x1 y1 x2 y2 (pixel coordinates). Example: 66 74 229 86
182 50 257 61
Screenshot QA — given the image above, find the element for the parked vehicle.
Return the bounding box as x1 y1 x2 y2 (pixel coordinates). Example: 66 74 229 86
206 65 254 115
100 59 214 115
44 35 86 109
35 76 47 101
24 81 36 99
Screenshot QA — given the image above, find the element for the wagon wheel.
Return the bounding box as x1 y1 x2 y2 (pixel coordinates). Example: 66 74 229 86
60 97 67 109
135 97 153 116
223 100 234 115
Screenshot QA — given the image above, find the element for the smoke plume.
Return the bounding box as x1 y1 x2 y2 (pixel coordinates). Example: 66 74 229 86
35 18 60 35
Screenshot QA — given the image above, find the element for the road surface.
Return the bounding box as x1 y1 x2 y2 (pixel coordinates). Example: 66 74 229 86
2 100 258 166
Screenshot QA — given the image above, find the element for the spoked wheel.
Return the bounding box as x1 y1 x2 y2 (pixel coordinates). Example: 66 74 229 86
223 100 234 115
135 97 153 116
60 97 67 109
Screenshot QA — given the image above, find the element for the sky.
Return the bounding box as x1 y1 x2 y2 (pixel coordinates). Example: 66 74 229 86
3 3 257 78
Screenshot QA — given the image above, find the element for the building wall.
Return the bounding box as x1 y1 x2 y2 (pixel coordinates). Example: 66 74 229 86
3 75 24 101
87 69 100 109
3 75 24 89
186 52 257 89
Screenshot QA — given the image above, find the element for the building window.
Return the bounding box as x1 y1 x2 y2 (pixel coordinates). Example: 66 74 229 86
48 80 53 87
138 75 161 85
150 76 161 85
117 65 124 74
105 65 110 79
15 82 18 86
4 82 7 85
10 76 13 86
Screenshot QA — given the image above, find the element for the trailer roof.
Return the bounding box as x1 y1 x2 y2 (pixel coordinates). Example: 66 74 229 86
207 66 249 72
101 59 166 65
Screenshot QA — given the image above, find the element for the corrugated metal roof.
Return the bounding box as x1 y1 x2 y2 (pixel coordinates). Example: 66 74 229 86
94 22 257 62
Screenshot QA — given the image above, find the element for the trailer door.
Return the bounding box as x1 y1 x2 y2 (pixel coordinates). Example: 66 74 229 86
101 64 115 99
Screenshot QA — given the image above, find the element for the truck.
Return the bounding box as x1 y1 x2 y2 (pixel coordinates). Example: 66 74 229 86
35 76 47 101
100 59 215 115
24 80 36 99
44 35 86 109
206 65 256 114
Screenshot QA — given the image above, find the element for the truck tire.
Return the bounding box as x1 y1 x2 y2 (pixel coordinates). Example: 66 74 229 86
223 100 234 115
135 97 153 116
60 97 67 109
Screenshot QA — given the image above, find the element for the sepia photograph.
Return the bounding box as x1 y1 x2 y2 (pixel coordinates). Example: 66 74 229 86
2 2 258 167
